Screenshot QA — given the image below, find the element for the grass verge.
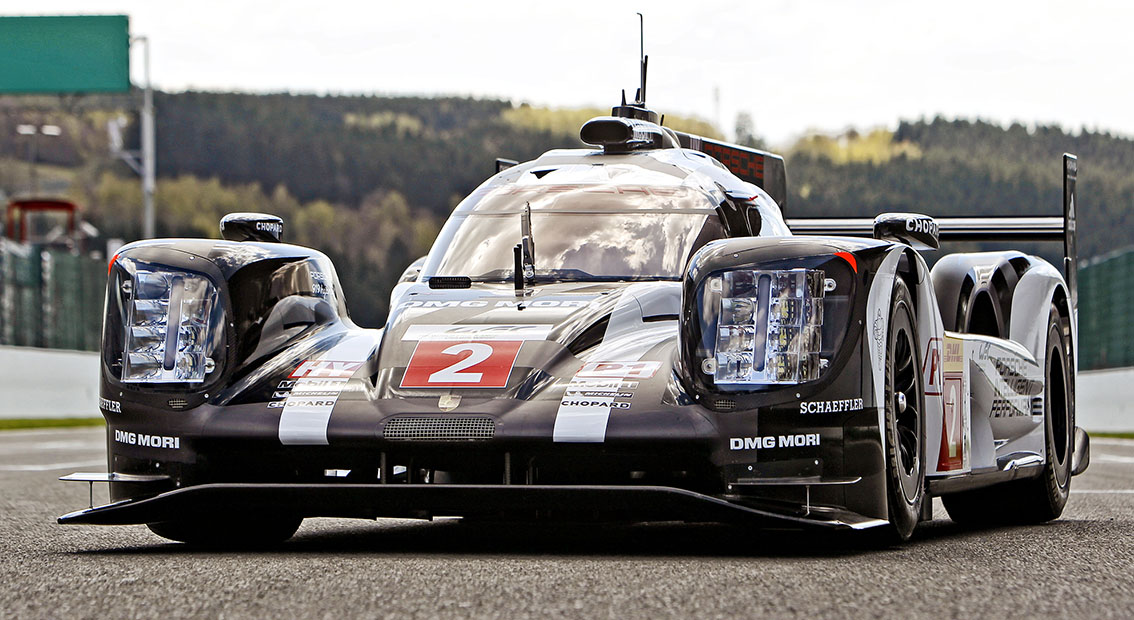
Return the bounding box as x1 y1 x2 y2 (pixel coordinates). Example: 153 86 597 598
0 417 104 431
1091 431 1134 440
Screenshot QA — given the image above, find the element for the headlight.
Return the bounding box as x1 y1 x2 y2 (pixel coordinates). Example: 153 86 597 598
119 263 221 383
708 268 825 384
690 254 856 391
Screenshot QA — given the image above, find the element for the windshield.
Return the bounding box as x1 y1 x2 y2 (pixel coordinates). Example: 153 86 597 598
424 211 725 281
421 177 727 282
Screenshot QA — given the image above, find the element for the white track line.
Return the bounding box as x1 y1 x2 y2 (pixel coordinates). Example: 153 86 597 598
1072 490 1134 494
1097 455 1134 464
0 427 103 436
0 459 105 472
0 440 104 455
1090 438 1134 447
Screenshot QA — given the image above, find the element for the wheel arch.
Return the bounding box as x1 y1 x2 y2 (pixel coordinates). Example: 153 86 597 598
1008 258 1073 365
930 251 1031 337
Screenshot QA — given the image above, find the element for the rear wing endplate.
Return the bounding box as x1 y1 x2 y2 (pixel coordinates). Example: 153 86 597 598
787 154 1079 310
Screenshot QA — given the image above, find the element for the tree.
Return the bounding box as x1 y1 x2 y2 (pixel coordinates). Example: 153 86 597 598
735 112 766 149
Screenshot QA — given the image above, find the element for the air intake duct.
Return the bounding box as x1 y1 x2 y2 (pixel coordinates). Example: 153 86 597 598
579 116 677 153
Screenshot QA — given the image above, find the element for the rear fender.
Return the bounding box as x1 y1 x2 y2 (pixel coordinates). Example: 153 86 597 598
1009 259 1073 366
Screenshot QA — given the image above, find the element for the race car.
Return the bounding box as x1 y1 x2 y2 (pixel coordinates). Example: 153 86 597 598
60 66 1090 546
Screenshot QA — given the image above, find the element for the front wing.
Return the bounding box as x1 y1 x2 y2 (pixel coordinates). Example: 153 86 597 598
58 482 889 530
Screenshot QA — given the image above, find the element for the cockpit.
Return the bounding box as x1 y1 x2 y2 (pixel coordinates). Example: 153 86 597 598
420 162 785 283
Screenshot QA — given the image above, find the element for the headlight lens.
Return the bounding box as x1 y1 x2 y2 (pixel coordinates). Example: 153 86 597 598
121 266 220 383
709 268 826 385
688 251 858 392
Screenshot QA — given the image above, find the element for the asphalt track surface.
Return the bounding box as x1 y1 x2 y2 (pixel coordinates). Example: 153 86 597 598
1 428 1131 619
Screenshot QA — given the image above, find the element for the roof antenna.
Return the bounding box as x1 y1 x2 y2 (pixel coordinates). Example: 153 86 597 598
609 13 660 124
635 12 647 106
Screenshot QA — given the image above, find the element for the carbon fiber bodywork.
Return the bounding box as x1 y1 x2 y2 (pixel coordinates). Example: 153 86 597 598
70 229 900 529
61 125 1085 537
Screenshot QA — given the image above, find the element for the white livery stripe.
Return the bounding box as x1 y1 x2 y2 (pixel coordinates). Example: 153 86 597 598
278 332 379 445
553 394 616 443
553 284 676 443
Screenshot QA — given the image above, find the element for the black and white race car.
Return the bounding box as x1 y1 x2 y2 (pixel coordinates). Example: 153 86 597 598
60 74 1090 545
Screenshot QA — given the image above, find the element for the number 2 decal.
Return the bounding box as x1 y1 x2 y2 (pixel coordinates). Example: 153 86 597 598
428 343 493 383
401 340 523 388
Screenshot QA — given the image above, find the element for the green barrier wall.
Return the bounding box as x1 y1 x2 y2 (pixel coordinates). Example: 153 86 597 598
1079 247 1134 370
0 240 105 351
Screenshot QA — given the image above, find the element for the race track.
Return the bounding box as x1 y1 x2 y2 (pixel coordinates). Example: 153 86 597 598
1 427 1131 618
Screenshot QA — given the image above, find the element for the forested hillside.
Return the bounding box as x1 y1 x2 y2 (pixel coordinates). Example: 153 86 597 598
1 92 1130 327
788 118 1133 261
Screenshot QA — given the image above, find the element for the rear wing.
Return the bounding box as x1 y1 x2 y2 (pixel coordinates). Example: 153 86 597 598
672 131 788 213
787 154 1079 309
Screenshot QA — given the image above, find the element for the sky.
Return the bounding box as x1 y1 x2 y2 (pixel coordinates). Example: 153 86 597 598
3 0 1132 146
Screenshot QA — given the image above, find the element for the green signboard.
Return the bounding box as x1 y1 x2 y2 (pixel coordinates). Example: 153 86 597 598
0 15 130 94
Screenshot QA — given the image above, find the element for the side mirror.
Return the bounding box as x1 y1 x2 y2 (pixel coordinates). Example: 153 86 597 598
873 212 939 250
220 212 284 243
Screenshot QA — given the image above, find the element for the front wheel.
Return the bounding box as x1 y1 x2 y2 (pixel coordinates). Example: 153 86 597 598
880 279 926 542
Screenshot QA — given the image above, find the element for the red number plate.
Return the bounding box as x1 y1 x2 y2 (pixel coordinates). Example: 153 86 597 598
401 340 523 388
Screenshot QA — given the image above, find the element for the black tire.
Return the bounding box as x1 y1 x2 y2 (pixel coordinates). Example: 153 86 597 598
147 515 303 547
880 279 926 542
942 303 1073 525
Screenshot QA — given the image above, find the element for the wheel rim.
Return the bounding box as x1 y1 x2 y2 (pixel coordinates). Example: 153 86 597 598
890 319 921 502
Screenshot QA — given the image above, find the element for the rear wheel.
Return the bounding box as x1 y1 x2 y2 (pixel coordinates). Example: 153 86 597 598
942 303 1072 525
880 280 925 542
147 516 302 547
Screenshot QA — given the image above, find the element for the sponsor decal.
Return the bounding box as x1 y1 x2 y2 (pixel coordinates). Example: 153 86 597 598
943 336 963 372
991 357 1043 397
872 309 886 364
277 333 378 446
401 340 523 388
272 361 356 415
114 429 180 449
575 361 661 380
923 337 943 396
729 433 821 450
573 390 635 398
310 270 329 298
398 299 597 310
402 324 553 342
970 339 1042 420
936 335 969 473
938 374 967 470
553 366 652 442
255 221 283 235
99 397 121 413
290 360 363 379
799 398 864 414
560 400 631 409
269 398 340 408
905 216 939 237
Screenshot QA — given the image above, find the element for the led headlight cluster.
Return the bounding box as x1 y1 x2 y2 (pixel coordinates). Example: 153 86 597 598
121 268 219 383
708 268 826 385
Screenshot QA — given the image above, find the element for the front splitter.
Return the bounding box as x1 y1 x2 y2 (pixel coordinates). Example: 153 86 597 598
58 483 887 530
